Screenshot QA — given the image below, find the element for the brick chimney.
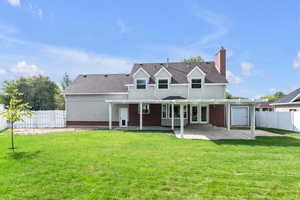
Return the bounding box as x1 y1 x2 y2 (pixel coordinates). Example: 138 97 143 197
215 47 226 76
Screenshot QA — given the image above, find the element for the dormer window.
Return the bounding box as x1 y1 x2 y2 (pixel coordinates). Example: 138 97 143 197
136 79 146 89
191 79 202 88
158 79 169 89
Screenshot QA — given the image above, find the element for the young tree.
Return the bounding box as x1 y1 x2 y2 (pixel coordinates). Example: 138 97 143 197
1 89 32 151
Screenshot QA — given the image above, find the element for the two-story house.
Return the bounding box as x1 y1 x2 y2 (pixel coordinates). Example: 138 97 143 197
64 47 260 137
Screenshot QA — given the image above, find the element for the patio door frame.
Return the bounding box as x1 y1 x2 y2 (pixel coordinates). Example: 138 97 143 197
190 104 199 124
199 105 209 124
190 104 209 124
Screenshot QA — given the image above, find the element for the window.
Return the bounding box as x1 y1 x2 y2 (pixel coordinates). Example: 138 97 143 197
162 104 167 119
168 105 187 119
290 109 297 112
136 79 146 89
138 104 150 114
191 79 201 88
158 79 169 89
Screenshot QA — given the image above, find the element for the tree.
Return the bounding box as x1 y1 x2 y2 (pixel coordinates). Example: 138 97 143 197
2 76 63 110
184 56 204 63
225 92 233 99
260 91 285 102
61 72 72 90
1 89 32 151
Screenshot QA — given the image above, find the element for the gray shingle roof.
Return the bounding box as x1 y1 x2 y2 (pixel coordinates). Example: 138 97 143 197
274 88 300 104
65 62 228 94
131 62 228 84
64 74 131 94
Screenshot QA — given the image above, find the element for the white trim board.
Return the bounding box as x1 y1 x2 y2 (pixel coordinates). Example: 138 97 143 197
132 67 151 78
154 66 172 77
187 66 206 77
65 92 128 95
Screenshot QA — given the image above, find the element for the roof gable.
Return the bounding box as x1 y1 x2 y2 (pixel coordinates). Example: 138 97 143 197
132 67 150 78
131 62 227 84
154 66 172 78
187 66 206 77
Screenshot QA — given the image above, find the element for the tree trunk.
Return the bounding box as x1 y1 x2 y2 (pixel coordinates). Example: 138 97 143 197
11 122 15 152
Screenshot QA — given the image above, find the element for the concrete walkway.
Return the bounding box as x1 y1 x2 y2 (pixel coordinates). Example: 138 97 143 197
174 125 283 140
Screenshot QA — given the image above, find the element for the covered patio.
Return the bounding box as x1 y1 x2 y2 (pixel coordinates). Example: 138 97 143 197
173 125 282 140
106 98 265 139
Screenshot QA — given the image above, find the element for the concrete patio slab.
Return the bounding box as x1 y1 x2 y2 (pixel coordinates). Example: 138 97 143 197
174 126 283 140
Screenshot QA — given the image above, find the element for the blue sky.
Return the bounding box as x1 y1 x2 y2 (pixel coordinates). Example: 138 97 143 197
0 0 300 97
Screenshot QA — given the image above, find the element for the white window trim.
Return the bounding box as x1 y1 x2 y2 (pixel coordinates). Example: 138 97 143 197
135 78 148 90
200 105 209 124
157 78 170 89
161 104 168 119
164 104 187 119
190 77 203 89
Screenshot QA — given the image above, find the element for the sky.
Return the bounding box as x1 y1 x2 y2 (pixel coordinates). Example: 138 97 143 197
0 0 300 98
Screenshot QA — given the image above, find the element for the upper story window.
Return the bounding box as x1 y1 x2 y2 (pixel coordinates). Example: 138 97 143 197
158 79 169 89
136 79 146 89
191 79 202 89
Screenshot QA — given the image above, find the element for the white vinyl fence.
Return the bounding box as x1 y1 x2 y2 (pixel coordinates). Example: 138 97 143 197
12 110 66 128
0 105 7 130
256 111 300 132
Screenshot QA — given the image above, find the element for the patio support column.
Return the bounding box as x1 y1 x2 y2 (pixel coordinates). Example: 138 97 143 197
251 104 256 139
139 103 143 130
180 104 184 138
171 103 174 130
227 104 231 131
108 103 112 130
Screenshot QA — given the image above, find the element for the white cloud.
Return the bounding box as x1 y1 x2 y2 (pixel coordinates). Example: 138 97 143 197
0 68 6 75
11 61 43 76
227 71 242 84
116 19 131 34
43 46 133 74
241 62 254 76
7 0 21 7
293 52 300 69
28 4 43 19
193 10 231 46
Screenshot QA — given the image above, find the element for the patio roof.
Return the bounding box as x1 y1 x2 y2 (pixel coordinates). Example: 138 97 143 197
106 98 266 105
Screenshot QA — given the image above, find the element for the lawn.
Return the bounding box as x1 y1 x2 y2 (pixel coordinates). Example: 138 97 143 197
1 130 300 200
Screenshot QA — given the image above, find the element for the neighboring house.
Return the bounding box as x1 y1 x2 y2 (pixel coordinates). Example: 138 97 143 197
256 102 274 112
271 88 300 112
64 47 261 135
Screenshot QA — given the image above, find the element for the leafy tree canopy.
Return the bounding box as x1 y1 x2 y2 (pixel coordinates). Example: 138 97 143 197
184 56 204 63
1 76 64 110
260 91 285 102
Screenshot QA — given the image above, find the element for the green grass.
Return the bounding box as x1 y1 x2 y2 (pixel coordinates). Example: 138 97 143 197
1 130 300 200
258 127 300 135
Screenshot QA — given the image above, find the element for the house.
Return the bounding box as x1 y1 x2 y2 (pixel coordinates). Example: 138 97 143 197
64 47 262 137
256 101 274 112
271 88 300 112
